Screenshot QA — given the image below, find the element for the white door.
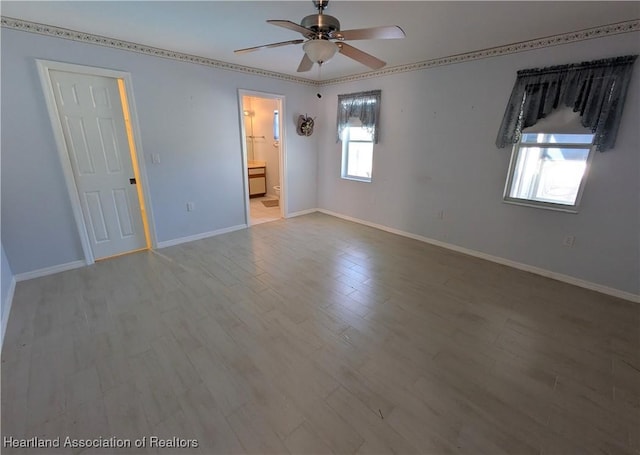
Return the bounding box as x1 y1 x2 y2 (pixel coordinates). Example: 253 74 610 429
48 70 146 259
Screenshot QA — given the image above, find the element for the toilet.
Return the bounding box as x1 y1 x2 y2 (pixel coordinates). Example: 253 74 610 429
273 185 281 199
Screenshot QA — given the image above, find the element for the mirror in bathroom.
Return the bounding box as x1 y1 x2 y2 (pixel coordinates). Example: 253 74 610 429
243 109 255 161
273 110 280 141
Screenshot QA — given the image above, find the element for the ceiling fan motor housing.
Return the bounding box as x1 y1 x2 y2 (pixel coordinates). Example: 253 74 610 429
301 14 340 38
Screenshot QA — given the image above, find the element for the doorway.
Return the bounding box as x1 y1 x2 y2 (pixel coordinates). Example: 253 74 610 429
239 91 286 225
37 60 154 263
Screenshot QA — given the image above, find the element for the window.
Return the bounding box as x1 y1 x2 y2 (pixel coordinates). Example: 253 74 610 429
341 125 374 182
336 90 381 182
504 132 595 211
273 110 279 140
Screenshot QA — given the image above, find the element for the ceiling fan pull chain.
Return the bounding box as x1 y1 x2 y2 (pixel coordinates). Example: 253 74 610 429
316 64 323 98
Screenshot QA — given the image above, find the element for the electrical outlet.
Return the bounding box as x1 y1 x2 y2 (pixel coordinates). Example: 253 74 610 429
186 202 195 212
437 210 444 220
562 235 575 247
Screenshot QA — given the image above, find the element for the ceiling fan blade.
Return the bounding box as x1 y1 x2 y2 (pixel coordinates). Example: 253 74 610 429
234 39 304 54
267 20 312 37
337 42 386 70
297 53 314 72
335 25 406 41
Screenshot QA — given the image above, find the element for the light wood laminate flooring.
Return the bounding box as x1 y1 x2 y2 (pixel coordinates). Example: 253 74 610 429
2 213 638 454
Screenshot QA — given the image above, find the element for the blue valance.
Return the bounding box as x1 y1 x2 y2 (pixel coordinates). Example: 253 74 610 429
496 55 637 152
337 90 381 143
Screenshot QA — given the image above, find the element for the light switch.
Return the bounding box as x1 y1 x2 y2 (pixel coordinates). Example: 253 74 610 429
151 153 160 164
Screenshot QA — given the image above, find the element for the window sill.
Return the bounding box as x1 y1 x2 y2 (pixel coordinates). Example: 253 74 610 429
341 176 372 183
503 198 579 213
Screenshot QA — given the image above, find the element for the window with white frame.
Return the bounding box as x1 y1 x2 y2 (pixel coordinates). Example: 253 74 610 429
337 90 381 183
496 56 638 211
341 121 374 182
504 132 595 211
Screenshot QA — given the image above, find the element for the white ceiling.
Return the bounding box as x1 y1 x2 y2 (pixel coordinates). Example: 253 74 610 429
2 1 639 81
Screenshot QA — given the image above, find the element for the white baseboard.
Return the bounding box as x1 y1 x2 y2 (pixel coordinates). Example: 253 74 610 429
318 209 640 303
1 276 16 349
286 208 318 218
12 225 249 280
15 260 86 282
157 224 247 249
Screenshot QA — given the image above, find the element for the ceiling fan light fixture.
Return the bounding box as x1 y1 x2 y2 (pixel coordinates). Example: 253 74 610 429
303 39 338 64
235 0 405 72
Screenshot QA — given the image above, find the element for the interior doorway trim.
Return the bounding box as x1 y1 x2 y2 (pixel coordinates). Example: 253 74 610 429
36 59 157 265
237 89 287 225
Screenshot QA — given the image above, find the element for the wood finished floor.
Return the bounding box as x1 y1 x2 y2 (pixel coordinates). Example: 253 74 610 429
2 213 638 454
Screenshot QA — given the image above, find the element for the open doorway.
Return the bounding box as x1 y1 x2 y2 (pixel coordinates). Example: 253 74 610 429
239 90 286 225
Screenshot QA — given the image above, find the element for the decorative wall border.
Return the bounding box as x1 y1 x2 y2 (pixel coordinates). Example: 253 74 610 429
322 19 640 85
0 16 317 86
1 16 638 87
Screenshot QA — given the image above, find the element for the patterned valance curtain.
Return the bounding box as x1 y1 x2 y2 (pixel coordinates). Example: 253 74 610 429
337 90 381 143
496 55 637 152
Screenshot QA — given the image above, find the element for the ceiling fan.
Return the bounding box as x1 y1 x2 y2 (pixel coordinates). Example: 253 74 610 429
234 0 405 72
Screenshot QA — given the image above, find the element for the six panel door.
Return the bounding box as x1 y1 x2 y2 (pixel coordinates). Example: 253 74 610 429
49 70 146 259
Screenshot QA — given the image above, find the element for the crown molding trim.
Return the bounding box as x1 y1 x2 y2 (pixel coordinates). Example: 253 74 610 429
320 19 640 86
0 16 317 86
2 16 638 87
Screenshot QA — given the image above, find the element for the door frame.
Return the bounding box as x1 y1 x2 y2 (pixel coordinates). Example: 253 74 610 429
237 89 287 225
36 59 157 265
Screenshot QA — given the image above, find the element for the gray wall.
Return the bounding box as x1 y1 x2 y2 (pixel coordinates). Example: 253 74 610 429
1 242 15 344
1 28 318 274
2 25 639 296
317 32 640 295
